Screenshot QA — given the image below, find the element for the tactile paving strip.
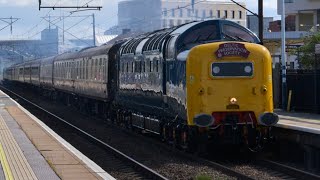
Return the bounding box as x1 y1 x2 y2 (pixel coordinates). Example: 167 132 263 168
0 109 60 180
0 112 38 180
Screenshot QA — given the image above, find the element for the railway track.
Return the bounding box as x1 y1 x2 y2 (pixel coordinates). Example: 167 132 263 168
0 84 254 179
3 84 320 180
0 85 167 180
256 159 320 180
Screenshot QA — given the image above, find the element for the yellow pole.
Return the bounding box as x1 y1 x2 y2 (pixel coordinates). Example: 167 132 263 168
287 90 292 112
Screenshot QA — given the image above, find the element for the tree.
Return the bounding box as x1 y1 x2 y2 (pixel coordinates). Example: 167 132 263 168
296 32 320 69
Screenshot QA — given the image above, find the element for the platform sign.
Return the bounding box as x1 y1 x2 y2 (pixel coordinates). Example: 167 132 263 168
315 44 320 54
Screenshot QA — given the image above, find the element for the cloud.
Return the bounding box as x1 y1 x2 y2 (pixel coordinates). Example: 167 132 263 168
0 0 36 6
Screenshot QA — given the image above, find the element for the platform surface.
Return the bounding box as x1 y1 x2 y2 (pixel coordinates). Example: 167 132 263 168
0 90 115 180
275 109 320 134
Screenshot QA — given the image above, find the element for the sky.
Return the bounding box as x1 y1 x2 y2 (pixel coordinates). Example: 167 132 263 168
0 0 278 40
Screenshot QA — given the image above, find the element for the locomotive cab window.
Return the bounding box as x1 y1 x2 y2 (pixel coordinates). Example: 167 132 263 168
222 24 255 43
211 62 253 78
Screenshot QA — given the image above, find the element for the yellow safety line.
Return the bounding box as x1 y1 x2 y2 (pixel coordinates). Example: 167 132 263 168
0 142 13 180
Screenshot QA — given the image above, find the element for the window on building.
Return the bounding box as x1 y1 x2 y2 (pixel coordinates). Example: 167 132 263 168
202 10 206 19
195 9 198 18
162 19 167 28
285 0 294 3
171 9 175 17
163 8 167 16
217 10 221 18
239 11 242 19
169 19 174 27
185 20 189 23
187 9 191 17
179 9 183 17
224 10 228 18
177 19 182 25
232 11 235 19
210 10 213 17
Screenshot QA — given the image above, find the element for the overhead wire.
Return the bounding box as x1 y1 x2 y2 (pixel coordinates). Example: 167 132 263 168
23 0 62 37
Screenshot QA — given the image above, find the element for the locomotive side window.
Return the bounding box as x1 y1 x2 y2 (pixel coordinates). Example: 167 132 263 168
149 60 153 72
131 62 134 73
222 24 255 43
142 61 146 72
121 62 123 73
155 60 159 72
134 61 141 73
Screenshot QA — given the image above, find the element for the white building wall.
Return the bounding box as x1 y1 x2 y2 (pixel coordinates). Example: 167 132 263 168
161 0 246 29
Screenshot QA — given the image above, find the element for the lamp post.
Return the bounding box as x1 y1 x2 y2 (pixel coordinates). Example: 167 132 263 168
281 0 287 110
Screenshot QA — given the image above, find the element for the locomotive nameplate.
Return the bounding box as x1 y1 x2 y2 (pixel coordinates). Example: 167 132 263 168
215 43 250 58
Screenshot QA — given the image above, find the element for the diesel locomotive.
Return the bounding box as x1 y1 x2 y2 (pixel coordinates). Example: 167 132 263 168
3 19 279 151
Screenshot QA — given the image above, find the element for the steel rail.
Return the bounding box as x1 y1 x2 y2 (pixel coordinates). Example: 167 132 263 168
0 85 168 180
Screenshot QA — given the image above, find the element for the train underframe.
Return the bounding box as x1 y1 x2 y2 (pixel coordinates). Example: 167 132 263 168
113 107 275 152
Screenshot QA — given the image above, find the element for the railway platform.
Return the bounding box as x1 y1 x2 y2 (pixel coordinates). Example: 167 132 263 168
275 109 320 134
0 90 115 180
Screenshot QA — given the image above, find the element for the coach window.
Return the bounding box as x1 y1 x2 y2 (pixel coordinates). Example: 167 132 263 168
77 61 79 79
92 59 95 80
99 58 102 80
86 60 89 80
91 59 93 80
83 60 85 79
79 61 82 79
94 59 97 80
82 60 85 79
65 62 67 78
95 59 99 80
91 59 94 80
61 63 64 78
